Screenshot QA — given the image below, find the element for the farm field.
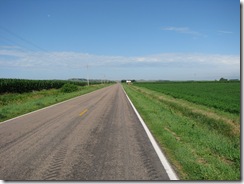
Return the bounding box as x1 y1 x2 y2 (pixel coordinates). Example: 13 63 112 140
135 81 240 114
123 81 240 180
0 78 102 93
0 79 112 122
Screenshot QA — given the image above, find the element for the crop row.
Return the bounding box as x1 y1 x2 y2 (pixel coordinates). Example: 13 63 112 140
0 79 89 94
134 81 240 114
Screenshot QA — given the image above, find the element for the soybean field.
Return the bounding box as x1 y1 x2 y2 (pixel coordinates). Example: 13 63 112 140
134 81 240 114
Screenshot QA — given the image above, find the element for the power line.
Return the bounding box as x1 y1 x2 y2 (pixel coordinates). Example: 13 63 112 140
0 25 90 81
0 33 37 52
0 25 63 61
0 25 48 52
86 64 89 86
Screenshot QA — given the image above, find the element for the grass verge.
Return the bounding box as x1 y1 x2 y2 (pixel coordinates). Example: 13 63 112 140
123 84 240 180
0 84 111 122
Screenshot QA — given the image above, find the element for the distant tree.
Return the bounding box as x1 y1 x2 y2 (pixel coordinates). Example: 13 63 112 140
219 77 228 82
121 80 126 83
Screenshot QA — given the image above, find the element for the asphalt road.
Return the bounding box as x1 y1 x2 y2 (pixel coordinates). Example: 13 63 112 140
0 83 170 180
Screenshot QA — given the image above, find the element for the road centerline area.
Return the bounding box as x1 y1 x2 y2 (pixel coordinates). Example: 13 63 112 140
79 109 88 117
0 83 171 180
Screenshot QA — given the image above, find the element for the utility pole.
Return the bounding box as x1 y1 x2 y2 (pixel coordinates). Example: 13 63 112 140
86 65 89 86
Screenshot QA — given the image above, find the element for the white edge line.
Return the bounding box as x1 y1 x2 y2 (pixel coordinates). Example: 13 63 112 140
0 86 109 125
122 86 179 180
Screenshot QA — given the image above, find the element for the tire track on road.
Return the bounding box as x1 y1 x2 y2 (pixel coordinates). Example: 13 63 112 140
44 144 68 180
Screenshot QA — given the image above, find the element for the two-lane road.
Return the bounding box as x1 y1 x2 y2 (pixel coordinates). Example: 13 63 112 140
0 83 170 180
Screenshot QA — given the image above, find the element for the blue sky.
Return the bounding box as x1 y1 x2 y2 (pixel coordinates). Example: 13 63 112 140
0 0 240 80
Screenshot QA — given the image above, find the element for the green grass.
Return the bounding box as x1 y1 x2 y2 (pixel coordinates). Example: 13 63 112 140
0 84 111 122
123 84 240 180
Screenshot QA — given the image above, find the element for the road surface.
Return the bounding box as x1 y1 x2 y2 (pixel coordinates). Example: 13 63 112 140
0 83 170 180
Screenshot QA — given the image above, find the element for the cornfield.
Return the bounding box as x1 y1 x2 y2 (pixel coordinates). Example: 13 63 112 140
0 79 87 93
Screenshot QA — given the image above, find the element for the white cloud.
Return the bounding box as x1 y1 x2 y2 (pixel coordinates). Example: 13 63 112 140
161 26 204 37
132 53 239 67
0 46 240 80
0 47 239 68
218 30 233 34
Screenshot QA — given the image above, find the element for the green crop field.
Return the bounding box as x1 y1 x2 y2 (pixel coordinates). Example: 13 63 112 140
0 78 101 94
134 81 240 114
123 81 240 180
